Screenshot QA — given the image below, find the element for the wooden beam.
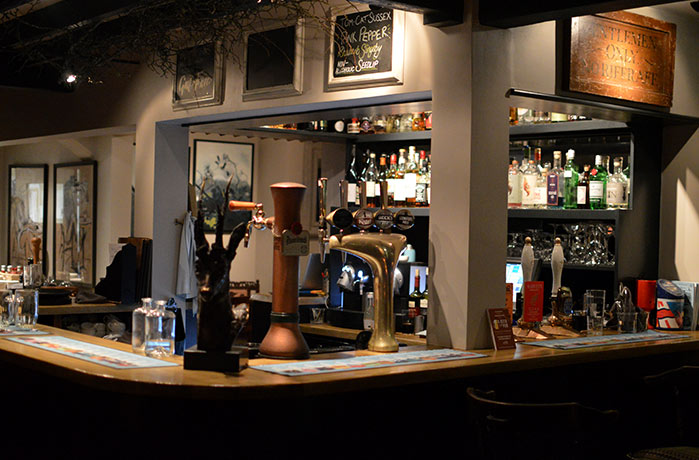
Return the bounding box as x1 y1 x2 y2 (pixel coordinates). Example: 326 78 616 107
479 0 686 29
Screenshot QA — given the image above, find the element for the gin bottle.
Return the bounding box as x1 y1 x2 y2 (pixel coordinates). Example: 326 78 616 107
607 158 628 209
589 155 608 210
563 150 579 209
521 160 540 208
508 160 522 208
131 297 153 354
145 300 176 358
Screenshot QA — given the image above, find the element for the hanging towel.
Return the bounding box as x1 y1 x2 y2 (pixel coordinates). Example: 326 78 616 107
175 211 198 324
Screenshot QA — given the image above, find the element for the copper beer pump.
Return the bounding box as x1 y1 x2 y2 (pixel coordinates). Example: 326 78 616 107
318 178 413 353
229 182 310 359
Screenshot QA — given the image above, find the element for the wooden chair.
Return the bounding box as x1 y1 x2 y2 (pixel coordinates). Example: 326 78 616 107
466 387 620 460
626 366 699 459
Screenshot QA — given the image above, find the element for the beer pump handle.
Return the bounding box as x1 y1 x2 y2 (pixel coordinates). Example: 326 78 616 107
229 200 266 248
318 178 329 262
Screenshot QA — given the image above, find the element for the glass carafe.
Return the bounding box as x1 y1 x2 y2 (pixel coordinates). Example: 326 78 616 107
131 297 153 354
145 300 175 358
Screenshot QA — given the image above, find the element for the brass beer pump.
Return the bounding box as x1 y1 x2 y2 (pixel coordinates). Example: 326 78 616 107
318 178 414 353
229 182 311 359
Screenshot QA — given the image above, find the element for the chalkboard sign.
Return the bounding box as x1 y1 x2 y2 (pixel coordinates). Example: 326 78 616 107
243 21 304 101
327 8 404 90
172 43 224 110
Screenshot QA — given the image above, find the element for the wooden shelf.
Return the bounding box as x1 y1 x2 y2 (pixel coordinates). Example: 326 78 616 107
508 208 619 220
510 119 628 137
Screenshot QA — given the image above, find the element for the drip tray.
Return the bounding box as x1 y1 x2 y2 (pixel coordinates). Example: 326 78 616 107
246 334 355 359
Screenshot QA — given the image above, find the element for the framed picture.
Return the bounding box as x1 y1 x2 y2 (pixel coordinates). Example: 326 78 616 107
8 165 48 270
243 20 304 101
172 42 225 111
193 140 254 233
326 6 405 90
54 161 97 286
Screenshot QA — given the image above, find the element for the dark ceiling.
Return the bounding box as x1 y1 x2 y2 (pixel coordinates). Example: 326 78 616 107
0 0 689 92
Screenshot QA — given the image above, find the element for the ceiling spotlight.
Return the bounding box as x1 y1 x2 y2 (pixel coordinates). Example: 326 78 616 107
65 74 77 84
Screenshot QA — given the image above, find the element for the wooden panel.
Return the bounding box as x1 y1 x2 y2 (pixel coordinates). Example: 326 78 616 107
569 11 676 107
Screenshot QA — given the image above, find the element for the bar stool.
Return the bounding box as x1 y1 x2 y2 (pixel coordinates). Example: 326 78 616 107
466 387 620 460
627 366 699 460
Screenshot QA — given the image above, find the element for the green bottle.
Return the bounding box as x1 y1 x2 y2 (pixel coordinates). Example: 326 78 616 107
589 155 608 209
563 149 579 209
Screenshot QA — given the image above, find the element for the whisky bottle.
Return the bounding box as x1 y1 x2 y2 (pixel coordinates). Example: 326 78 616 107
404 146 419 207
589 155 608 210
508 160 522 208
563 150 578 209
415 150 429 207
387 153 398 207
393 149 407 207
577 165 590 209
347 145 359 206
607 158 628 209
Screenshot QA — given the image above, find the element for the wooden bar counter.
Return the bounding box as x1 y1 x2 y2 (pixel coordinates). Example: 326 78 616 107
1 325 697 458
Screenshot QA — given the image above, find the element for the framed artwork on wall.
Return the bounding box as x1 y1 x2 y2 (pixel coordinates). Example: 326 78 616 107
172 42 225 111
192 140 254 233
326 6 405 90
243 20 304 101
53 161 97 286
8 165 48 270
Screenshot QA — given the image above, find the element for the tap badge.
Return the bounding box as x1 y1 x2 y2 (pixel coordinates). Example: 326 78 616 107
281 230 310 256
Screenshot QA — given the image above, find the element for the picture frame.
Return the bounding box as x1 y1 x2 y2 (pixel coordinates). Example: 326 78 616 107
192 140 254 234
243 20 304 101
172 42 225 111
53 161 97 286
326 6 405 91
8 164 48 270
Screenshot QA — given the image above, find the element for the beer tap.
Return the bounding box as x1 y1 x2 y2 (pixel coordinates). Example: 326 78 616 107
317 178 353 264
228 200 270 247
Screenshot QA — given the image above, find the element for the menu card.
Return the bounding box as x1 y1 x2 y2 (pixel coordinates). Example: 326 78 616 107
487 308 516 350
523 281 544 322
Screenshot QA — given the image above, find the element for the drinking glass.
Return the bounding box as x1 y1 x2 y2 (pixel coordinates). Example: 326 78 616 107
15 289 39 329
584 290 606 336
0 289 13 327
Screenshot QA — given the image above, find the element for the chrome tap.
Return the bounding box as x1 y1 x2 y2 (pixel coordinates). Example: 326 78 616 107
228 200 270 247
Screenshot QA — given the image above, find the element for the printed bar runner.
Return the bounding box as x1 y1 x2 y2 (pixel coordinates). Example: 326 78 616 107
251 349 487 376
6 335 180 369
0 326 49 337
522 330 686 350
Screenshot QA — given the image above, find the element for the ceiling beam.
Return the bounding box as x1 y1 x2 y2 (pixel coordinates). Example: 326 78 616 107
478 0 687 29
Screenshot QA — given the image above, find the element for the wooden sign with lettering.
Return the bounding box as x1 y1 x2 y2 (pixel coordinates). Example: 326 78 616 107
569 11 676 107
327 7 405 90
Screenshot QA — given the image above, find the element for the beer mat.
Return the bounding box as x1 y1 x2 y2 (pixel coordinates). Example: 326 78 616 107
521 330 687 350
0 326 49 336
5 335 180 369
250 349 487 376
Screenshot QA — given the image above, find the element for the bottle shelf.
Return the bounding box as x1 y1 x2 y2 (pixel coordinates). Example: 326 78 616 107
353 131 432 143
508 208 620 220
231 127 432 144
509 119 628 137
347 206 430 217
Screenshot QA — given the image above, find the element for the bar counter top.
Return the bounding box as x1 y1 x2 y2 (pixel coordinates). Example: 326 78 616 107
2 325 698 401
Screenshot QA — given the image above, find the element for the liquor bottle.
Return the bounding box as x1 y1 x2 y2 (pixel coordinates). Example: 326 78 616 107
509 107 518 126
535 167 548 209
577 165 591 209
348 118 360 134
373 115 387 134
547 151 564 208
359 116 374 134
589 155 608 209
412 113 425 131
347 145 360 206
508 160 522 208
607 157 628 209
421 267 429 315
145 300 176 358
399 113 413 132
425 111 432 130
387 153 398 207
409 269 422 319
563 149 579 209
364 152 379 208
404 146 419 207
333 120 345 133
394 149 407 207
415 150 429 207
520 141 531 173
378 155 388 181
521 159 540 209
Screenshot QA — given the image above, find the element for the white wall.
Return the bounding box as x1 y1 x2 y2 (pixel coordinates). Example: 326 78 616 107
0 133 135 281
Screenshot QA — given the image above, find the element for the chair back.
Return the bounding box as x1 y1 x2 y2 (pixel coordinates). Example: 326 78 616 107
467 387 619 460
